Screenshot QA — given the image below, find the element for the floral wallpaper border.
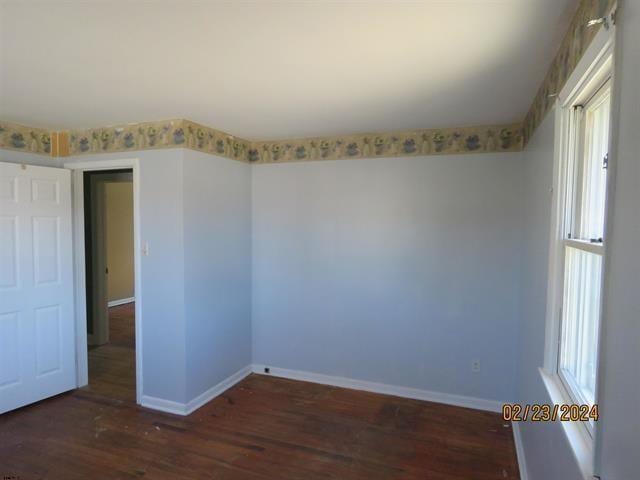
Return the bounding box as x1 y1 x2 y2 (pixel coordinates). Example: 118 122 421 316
66 119 252 162
522 0 616 145
1 119 523 162
0 122 52 155
0 0 616 163
251 124 523 164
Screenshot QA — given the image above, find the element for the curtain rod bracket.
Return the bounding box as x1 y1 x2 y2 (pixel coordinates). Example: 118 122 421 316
587 9 616 30
587 17 609 29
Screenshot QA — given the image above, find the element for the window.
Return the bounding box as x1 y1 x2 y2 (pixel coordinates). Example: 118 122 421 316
557 77 611 432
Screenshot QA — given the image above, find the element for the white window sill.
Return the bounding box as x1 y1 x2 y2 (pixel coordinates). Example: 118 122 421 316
539 368 595 480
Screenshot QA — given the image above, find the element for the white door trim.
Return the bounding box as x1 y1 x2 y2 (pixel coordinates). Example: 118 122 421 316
64 158 143 405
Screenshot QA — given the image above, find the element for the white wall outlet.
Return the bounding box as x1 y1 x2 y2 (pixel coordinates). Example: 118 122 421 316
471 360 481 373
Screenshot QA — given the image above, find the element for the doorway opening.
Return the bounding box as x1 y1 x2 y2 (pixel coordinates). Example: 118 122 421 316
83 169 136 402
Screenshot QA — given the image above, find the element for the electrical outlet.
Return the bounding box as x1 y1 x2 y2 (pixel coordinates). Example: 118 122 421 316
471 360 481 373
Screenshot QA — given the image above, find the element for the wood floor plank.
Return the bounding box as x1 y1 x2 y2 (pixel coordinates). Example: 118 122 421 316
0 303 520 479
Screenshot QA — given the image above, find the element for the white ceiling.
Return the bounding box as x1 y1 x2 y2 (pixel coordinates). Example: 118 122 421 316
0 0 576 140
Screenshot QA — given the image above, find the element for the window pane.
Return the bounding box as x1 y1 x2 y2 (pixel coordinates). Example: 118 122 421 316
560 246 603 405
578 90 610 240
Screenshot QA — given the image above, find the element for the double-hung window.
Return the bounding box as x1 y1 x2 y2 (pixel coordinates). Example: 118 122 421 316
557 75 611 432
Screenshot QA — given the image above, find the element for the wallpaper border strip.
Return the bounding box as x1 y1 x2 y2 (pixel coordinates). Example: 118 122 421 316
0 119 523 162
250 123 523 163
0 0 615 163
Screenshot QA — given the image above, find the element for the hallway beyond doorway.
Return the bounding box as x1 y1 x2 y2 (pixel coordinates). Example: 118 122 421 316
87 303 135 403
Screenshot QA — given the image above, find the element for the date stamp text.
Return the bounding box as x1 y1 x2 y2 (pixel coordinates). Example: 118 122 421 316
502 403 599 422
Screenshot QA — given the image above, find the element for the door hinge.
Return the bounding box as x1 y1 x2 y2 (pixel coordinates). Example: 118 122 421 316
603 152 609 169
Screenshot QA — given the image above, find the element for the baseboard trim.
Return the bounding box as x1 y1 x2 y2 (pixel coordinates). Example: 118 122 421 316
140 394 187 415
184 365 252 415
140 364 505 416
140 364 252 416
108 297 135 307
512 421 529 480
251 364 503 413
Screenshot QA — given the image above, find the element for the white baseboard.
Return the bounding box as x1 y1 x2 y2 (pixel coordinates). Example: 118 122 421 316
184 365 252 415
140 364 252 416
251 364 504 413
512 421 529 480
140 363 506 417
140 394 187 415
108 297 135 307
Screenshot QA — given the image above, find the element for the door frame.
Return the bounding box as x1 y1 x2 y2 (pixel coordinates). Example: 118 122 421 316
64 158 143 404
87 174 109 346
85 171 134 347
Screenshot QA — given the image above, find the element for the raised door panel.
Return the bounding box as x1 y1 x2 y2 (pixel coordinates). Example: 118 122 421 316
0 312 20 387
0 216 19 289
31 179 60 205
33 216 60 286
34 305 62 377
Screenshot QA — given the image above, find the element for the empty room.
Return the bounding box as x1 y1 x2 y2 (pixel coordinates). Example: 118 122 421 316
0 1 637 479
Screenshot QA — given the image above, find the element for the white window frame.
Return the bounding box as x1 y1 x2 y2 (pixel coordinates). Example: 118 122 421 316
557 77 611 419
541 22 615 479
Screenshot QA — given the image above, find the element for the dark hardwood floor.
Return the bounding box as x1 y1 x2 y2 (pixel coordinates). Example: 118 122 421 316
1 303 520 479
86 303 136 403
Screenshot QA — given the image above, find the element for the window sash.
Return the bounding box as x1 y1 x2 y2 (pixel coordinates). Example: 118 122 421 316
564 238 604 256
555 77 611 437
566 79 611 243
558 246 603 409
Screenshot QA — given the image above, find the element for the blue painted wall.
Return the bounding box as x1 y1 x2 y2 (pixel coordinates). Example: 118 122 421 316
252 154 524 402
183 150 252 401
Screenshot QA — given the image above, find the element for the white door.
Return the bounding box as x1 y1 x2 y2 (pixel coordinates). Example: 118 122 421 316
0 162 76 413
